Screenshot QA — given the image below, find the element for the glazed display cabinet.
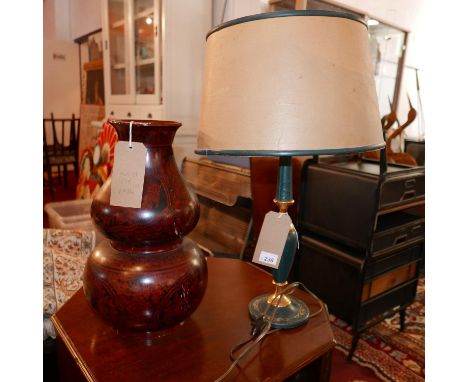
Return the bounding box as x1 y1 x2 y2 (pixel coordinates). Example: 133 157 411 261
103 0 162 116
101 0 211 164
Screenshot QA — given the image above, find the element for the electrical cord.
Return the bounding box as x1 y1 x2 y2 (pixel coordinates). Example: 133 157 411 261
213 281 325 382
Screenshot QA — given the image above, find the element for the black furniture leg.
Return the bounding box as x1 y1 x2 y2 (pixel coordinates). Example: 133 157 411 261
63 165 68 189
56 165 62 185
399 308 406 331
348 333 359 361
46 166 55 199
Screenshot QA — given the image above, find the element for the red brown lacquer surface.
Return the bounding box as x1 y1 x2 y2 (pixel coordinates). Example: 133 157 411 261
83 120 207 332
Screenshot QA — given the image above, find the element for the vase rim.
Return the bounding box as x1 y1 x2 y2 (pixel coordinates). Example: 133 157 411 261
109 119 182 128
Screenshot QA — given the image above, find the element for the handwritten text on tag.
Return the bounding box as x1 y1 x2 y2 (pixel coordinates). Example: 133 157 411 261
110 141 147 208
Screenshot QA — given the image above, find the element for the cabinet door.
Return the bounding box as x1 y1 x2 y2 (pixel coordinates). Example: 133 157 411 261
133 0 161 105
103 0 135 104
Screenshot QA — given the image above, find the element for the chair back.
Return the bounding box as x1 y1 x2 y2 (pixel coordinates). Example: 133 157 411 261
43 113 80 162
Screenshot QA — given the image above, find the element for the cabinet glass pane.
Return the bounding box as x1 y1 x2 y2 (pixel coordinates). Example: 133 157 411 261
369 23 405 117
134 0 155 95
108 0 129 95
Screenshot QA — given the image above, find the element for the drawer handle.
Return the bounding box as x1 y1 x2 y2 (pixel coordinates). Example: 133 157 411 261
400 190 416 200
411 225 422 232
127 112 132 117
394 234 408 245
404 179 416 189
110 111 114 116
147 113 152 118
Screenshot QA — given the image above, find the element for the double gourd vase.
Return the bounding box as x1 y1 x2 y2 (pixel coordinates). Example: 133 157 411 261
83 120 207 332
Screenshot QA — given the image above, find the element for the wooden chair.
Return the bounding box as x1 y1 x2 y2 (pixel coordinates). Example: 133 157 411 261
43 113 80 190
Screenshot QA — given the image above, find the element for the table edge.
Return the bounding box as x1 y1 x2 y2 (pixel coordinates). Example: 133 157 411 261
51 314 97 382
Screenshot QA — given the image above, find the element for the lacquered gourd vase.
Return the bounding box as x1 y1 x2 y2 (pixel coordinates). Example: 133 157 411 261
83 120 207 332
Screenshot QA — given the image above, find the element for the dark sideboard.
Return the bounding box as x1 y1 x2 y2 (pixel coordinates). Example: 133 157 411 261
294 156 425 359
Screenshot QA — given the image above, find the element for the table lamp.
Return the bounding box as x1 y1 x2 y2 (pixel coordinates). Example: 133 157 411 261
196 10 385 329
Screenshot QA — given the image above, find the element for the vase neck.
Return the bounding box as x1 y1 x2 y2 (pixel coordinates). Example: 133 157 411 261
110 120 181 147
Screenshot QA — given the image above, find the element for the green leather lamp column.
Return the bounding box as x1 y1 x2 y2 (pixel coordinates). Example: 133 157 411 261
247 155 311 329
272 156 296 285
196 10 385 329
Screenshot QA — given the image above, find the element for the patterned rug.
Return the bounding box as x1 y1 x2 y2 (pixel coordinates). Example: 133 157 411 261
330 278 425 382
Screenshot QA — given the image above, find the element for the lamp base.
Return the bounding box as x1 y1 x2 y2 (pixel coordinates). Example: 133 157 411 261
248 293 310 329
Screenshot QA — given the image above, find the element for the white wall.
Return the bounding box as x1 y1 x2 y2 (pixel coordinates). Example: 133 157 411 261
212 0 270 25
332 0 427 139
69 0 102 40
43 0 56 40
44 0 102 41
163 0 212 136
43 0 100 119
43 0 72 41
163 0 212 165
43 39 81 118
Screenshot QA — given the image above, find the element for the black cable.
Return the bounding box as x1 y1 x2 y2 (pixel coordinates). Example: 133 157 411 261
213 282 325 382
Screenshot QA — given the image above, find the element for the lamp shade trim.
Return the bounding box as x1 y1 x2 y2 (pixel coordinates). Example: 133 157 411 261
195 143 385 157
206 10 367 39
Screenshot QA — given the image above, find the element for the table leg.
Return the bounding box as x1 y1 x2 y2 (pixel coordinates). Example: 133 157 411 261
399 308 406 332
319 350 333 382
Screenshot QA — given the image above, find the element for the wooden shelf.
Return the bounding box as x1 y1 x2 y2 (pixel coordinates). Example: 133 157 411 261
135 57 154 66
83 59 103 72
112 63 125 70
135 8 153 19
111 19 125 29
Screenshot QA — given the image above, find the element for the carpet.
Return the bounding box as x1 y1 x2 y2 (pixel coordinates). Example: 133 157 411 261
330 278 425 382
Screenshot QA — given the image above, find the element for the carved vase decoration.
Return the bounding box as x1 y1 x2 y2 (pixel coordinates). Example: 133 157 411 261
83 120 207 332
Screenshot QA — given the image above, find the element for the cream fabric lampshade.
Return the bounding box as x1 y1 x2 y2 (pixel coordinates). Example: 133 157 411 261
196 11 385 156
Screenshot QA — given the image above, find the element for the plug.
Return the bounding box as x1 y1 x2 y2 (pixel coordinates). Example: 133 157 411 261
250 316 268 337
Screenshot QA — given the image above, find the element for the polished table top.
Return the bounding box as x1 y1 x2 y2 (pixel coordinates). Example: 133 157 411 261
52 257 334 381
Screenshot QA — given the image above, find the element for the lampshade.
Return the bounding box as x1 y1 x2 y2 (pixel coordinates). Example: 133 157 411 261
196 11 385 156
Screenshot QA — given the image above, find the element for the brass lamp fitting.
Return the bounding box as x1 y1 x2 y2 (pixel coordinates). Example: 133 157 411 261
267 281 292 307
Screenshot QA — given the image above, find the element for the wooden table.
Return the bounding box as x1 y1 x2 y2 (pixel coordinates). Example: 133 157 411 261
52 257 335 382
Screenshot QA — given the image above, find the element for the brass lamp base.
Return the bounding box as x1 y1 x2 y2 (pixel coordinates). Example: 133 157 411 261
248 293 310 329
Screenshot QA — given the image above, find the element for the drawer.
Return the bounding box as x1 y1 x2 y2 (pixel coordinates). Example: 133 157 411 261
362 261 418 301
296 234 364 324
364 243 423 280
105 105 164 120
380 175 424 208
106 105 136 119
299 164 377 250
358 279 418 327
372 212 424 254
138 105 164 120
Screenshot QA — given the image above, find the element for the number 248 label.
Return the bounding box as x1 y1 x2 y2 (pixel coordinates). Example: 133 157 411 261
259 251 278 266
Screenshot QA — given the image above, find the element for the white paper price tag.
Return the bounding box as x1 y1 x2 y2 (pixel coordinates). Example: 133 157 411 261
110 141 147 208
258 251 279 267
252 211 292 269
